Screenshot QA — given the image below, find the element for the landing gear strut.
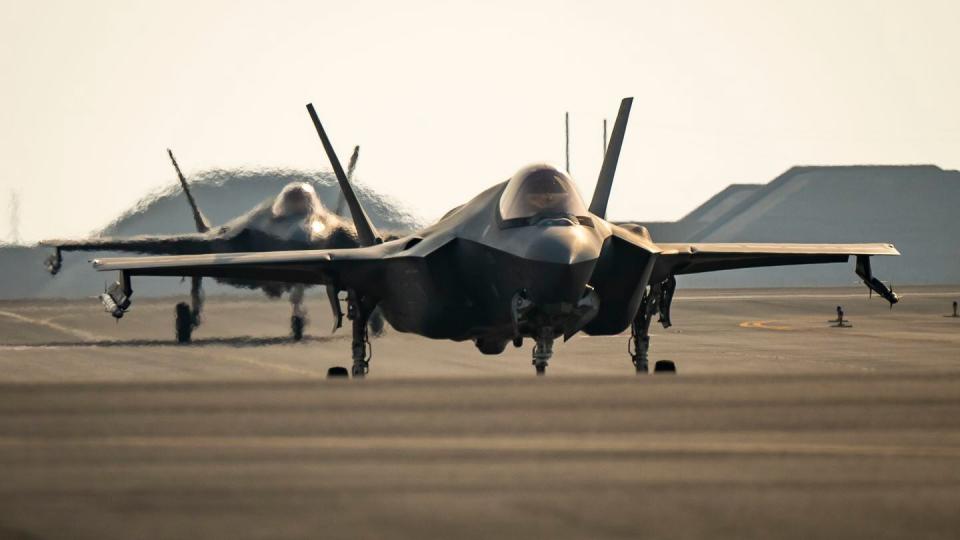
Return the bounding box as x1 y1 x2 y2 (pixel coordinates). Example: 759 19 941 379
629 297 652 374
630 276 676 374
175 276 204 344
290 284 307 341
532 329 554 376
348 291 376 377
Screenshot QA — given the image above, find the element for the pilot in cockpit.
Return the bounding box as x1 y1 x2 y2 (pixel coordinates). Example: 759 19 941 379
272 182 322 218
499 164 589 226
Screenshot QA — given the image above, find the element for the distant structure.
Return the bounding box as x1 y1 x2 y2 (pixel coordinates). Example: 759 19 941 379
7 191 20 245
952 301 958 318
645 165 960 288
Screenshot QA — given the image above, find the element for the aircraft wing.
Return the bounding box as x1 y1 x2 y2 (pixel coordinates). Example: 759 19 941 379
91 245 391 287
653 242 901 304
655 242 899 274
42 234 216 255
40 233 223 275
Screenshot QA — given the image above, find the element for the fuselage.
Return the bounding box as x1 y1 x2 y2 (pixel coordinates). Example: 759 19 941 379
203 182 364 295
363 165 657 346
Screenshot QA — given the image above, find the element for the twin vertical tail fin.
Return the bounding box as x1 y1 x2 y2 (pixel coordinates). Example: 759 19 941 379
167 149 211 233
333 146 360 218
306 104 381 247
588 97 633 219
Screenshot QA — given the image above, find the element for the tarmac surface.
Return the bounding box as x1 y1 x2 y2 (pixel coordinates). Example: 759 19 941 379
0 286 958 538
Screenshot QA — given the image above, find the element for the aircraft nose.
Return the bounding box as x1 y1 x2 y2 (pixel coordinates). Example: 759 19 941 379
521 224 602 265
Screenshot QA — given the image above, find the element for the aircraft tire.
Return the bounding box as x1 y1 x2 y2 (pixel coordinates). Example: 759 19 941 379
327 366 349 378
175 302 193 344
368 308 385 337
291 315 305 341
654 360 676 374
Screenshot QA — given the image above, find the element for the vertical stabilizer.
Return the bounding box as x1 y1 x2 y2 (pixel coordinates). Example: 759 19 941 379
334 146 360 217
588 98 633 219
167 149 211 233
306 104 380 246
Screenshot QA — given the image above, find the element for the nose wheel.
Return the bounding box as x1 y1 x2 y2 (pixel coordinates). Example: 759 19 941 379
532 329 554 376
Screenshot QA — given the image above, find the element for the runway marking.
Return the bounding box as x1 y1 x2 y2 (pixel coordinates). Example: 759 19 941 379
679 291 960 301
218 354 325 378
0 435 957 459
0 310 103 341
739 320 792 331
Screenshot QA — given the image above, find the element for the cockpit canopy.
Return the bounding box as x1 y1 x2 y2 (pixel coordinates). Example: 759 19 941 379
498 164 589 225
272 182 322 218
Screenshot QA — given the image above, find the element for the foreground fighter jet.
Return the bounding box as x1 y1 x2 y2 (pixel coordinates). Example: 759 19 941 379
42 148 373 342
90 99 899 375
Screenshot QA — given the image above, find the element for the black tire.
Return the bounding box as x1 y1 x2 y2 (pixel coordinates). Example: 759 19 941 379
513 336 523 348
175 302 193 344
654 360 676 374
475 337 508 355
327 366 349 378
291 315 305 341
368 308 386 337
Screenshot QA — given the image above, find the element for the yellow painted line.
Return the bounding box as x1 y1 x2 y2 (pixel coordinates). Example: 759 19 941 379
681 291 960 301
218 354 325 378
739 320 792 331
0 310 103 341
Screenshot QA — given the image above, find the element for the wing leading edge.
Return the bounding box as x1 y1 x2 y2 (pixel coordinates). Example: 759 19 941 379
652 242 900 304
91 244 390 283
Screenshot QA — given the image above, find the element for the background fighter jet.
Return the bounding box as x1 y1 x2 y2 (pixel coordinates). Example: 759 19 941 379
42 148 378 343
90 99 900 376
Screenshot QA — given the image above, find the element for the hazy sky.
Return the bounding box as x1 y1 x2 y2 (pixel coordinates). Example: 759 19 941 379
1 0 958 242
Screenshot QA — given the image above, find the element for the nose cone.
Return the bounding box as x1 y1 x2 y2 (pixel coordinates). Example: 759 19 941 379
520 225 602 265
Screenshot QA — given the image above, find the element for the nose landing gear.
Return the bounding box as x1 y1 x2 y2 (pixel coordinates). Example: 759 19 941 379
532 329 554 376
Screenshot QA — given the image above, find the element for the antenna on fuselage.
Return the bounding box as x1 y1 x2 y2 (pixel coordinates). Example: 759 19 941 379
305 104 381 246
167 149 211 233
564 112 570 174
588 97 633 219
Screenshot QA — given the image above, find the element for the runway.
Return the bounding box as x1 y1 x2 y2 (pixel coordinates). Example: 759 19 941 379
0 286 958 538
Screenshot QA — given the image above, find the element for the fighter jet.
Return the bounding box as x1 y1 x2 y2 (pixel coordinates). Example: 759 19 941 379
42 148 379 343
89 99 900 375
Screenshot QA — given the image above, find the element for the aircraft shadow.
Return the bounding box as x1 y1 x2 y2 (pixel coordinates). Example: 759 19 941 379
2 334 344 349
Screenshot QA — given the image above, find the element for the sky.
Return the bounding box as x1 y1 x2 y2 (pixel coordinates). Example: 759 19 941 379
1 0 958 242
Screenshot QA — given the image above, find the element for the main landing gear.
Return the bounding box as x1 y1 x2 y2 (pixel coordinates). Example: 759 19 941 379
348 291 376 378
325 289 392 379
630 276 677 375
290 284 307 341
174 276 204 344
